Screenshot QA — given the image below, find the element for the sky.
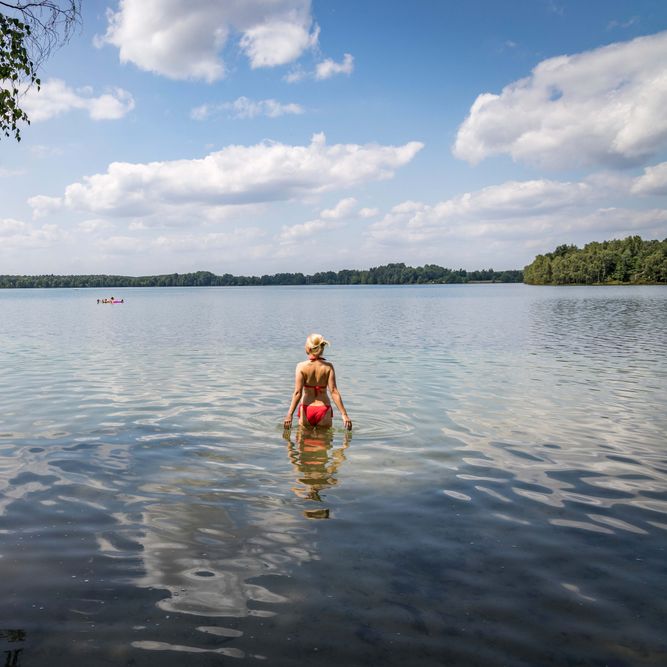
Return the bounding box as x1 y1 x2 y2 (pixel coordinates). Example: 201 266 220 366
1 0 667 276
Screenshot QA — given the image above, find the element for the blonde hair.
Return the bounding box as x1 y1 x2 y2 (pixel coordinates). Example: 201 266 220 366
305 333 329 357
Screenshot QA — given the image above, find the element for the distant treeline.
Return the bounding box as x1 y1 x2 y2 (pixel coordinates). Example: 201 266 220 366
0 263 523 288
524 236 667 285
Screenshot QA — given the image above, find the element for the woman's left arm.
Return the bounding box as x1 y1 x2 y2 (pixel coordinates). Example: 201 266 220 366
284 365 304 429
328 366 352 430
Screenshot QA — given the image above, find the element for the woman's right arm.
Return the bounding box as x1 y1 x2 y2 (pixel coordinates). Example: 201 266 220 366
328 366 352 430
284 365 304 429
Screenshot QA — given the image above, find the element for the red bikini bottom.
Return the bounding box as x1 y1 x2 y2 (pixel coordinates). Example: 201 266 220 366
298 403 332 427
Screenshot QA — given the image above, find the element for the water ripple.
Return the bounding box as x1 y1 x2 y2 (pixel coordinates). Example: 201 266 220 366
0 285 665 665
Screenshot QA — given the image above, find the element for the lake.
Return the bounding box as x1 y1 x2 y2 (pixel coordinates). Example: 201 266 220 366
0 284 665 665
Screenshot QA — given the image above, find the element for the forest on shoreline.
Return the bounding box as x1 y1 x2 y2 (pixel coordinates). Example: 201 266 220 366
524 236 667 285
0 263 523 289
4 236 665 289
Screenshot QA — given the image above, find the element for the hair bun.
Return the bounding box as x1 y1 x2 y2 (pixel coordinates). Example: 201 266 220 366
306 333 329 354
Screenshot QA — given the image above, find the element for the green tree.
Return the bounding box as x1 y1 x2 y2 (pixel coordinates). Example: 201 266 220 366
524 236 667 285
1 1 80 140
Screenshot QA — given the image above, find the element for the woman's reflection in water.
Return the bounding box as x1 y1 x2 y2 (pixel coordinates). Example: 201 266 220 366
284 427 351 519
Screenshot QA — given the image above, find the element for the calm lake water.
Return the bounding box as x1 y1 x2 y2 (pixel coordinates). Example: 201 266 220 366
0 284 666 666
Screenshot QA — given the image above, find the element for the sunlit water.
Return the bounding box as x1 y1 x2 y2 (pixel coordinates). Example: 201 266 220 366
0 284 665 665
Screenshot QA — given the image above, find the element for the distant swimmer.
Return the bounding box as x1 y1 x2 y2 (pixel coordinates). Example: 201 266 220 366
284 333 352 431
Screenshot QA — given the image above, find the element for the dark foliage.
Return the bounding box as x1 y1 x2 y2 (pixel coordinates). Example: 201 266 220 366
524 236 667 285
0 264 524 288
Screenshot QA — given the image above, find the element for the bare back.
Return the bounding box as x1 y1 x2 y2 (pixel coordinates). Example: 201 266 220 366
298 358 333 406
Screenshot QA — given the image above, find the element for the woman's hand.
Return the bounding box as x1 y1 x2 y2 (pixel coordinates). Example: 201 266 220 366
283 415 293 430
342 415 352 430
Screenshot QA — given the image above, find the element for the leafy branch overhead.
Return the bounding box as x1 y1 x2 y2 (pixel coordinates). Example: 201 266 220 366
0 1 80 141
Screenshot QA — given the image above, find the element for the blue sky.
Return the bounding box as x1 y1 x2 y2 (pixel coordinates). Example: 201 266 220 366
2 0 667 275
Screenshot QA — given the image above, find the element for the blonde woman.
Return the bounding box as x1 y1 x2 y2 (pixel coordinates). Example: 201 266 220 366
283 334 352 431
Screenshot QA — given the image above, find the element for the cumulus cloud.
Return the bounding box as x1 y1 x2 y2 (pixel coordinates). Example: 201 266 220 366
21 79 135 122
315 53 354 80
240 19 319 69
279 197 377 242
27 195 63 219
278 219 328 242
367 177 667 255
369 179 600 243
320 197 358 220
99 0 318 81
0 218 65 249
631 162 667 195
285 53 354 83
284 66 307 83
191 97 304 120
453 30 667 169
0 218 28 236
30 133 423 219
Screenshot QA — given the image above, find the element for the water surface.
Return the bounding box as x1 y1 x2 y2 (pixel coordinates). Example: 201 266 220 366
0 285 665 665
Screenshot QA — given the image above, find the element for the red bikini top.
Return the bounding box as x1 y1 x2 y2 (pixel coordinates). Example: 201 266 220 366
304 383 326 395
304 356 327 394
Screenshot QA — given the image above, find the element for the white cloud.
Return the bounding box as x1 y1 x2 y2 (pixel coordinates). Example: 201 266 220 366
27 195 63 219
284 66 307 83
315 53 354 80
191 97 304 120
283 53 354 83
607 17 639 30
278 197 376 243
320 198 358 220
31 133 423 219
190 104 211 121
286 53 355 83
0 218 28 236
240 20 319 69
0 219 65 249
21 79 134 122
359 207 380 219
367 177 667 257
631 162 667 195
369 179 599 243
453 30 667 169
279 219 328 242
99 0 318 81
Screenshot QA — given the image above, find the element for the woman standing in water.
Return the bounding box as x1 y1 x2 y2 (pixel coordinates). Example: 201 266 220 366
283 333 352 431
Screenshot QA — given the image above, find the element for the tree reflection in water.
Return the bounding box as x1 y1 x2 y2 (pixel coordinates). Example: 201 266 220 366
284 428 351 519
0 630 25 667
